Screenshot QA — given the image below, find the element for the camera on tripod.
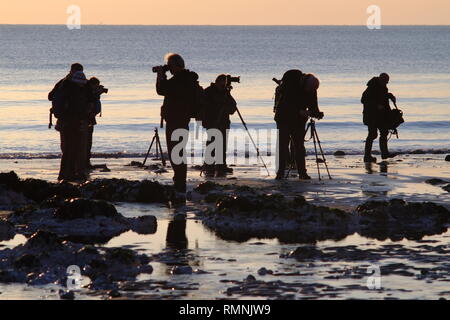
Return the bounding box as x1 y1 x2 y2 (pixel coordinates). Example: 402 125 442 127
310 111 324 120
152 65 170 73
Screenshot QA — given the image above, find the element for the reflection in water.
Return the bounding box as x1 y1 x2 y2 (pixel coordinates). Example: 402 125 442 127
365 162 389 175
166 213 188 250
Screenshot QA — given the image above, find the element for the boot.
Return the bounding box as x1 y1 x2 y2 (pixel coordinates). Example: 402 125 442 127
364 139 377 163
380 136 397 160
298 171 311 180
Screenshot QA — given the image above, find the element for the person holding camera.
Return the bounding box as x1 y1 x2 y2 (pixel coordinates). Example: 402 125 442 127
155 53 200 195
202 74 237 177
361 73 397 162
274 70 323 180
48 69 95 182
86 77 107 169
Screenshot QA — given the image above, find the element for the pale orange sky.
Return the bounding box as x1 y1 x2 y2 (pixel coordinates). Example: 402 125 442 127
0 0 449 25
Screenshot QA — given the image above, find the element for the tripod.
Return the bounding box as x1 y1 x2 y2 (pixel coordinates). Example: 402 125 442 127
304 118 332 180
143 128 166 167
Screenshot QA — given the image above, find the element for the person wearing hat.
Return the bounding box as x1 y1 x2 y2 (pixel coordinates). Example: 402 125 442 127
52 69 95 182
274 70 323 180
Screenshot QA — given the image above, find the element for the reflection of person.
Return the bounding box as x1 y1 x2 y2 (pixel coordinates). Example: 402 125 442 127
203 74 237 177
166 214 188 250
361 73 397 162
274 70 322 180
155 53 200 196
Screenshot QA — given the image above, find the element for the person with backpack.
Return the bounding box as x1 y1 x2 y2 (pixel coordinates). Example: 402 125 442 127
202 74 237 177
361 73 398 162
48 67 95 182
86 77 107 169
155 53 201 197
274 70 323 180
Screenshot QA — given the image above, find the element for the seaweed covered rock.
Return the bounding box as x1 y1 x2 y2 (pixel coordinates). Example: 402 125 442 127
356 199 450 240
202 192 353 243
201 189 450 243
0 231 153 286
79 178 170 203
0 172 171 205
54 198 120 220
7 201 157 243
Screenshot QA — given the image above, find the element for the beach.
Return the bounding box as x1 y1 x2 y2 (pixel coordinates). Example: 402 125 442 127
1 153 449 300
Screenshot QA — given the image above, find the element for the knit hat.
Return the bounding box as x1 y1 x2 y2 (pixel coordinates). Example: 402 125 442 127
72 71 87 84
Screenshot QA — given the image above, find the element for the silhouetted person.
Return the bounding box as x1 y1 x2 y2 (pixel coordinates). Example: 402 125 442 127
155 53 200 196
274 70 322 180
202 74 237 177
86 77 106 169
361 73 397 162
48 70 94 181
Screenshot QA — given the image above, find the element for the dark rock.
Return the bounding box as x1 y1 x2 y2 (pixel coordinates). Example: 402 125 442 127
0 220 15 241
51 182 81 199
21 178 54 202
14 254 41 270
54 198 120 220
25 231 63 250
80 178 169 203
445 155 450 162
0 270 27 283
106 248 141 266
334 151 346 156
289 246 323 260
425 178 448 186
171 266 193 275
59 290 75 300
194 181 220 195
0 171 21 191
245 275 256 282
130 215 157 235
257 267 273 276
0 186 33 210
357 199 449 240
136 180 167 203
108 289 122 298
443 184 450 193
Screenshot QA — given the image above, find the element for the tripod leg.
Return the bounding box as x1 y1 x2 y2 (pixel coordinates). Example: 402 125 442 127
156 135 166 167
143 136 156 166
312 132 321 181
314 128 332 180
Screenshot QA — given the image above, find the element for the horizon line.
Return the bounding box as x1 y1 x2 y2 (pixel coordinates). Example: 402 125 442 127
1 23 449 27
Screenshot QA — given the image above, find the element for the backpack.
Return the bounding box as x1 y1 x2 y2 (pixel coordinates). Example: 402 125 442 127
191 82 208 121
51 82 69 119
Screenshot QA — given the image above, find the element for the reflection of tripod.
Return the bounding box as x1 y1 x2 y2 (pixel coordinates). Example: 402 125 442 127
304 118 331 180
143 128 166 167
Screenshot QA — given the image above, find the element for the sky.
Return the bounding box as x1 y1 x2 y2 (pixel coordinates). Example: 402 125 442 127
0 0 449 25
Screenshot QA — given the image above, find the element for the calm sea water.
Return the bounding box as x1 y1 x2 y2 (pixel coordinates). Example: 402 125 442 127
0 25 449 158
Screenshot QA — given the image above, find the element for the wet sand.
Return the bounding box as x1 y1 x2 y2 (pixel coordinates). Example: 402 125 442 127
0 154 449 300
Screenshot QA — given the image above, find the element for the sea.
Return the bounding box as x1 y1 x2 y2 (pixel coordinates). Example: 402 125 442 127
0 25 449 159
